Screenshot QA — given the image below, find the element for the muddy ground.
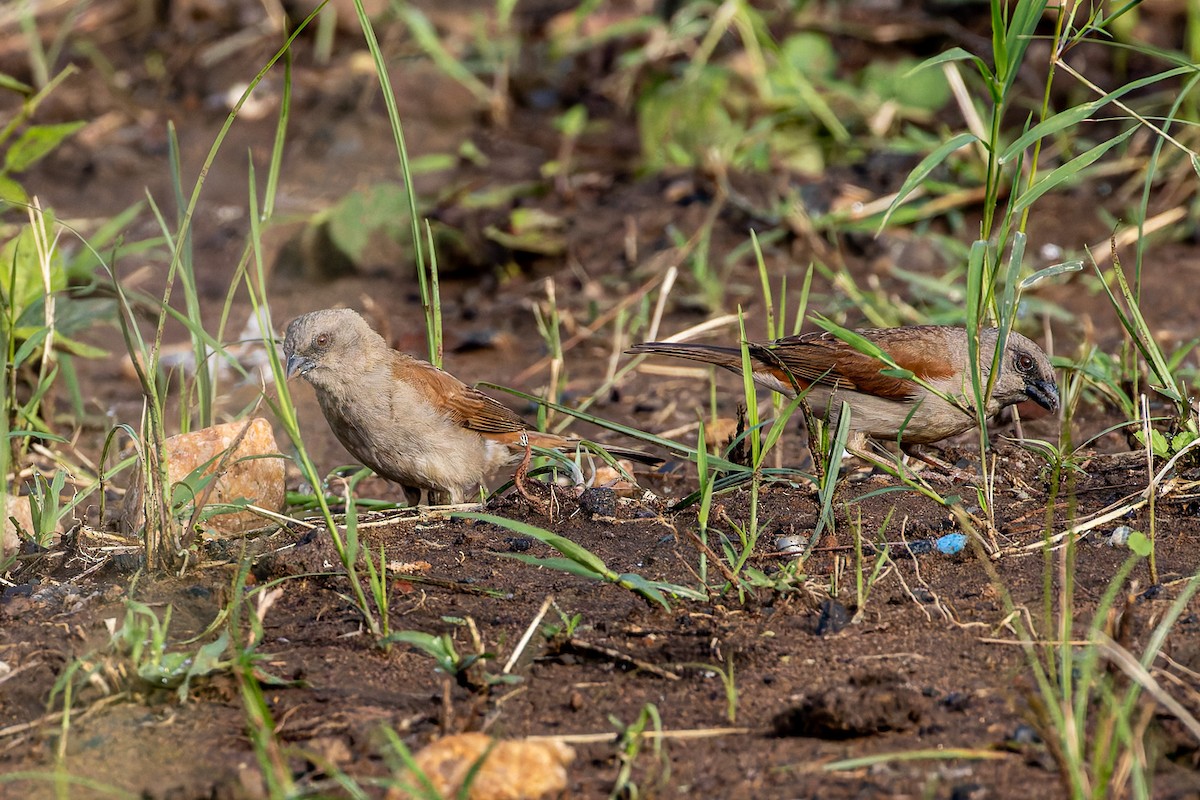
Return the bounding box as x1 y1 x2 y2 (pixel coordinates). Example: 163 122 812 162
3 2 1200 798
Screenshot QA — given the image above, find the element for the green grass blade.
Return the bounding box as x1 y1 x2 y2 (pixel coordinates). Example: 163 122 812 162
879 132 978 232
1011 126 1138 217
456 512 612 576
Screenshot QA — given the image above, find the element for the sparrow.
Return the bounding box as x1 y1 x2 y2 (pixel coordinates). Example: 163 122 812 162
628 325 1059 451
283 308 656 505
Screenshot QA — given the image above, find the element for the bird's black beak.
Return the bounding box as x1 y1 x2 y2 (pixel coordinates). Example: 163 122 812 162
285 353 315 380
1025 378 1060 413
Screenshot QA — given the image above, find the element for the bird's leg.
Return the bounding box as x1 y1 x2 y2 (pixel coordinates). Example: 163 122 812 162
799 398 825 486
401 485 424 508
899 445 976 483
513 431 551 516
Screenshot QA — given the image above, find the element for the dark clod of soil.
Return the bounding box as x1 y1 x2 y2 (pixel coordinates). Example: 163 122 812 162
772 671 928 739
814 597 851 635
578 486 617 518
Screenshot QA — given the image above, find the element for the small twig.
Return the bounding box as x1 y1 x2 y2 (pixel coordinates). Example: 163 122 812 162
1002 491 1147 555
645 265 677 343
1098 634 1200 745
0 660 42 688
681 526 738 589
512 271 667 385
564 637 681 681
503 595 554 674
355 503 485 528
524 726 753 745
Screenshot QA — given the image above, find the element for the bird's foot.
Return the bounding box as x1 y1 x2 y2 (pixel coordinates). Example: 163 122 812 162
514 432 553 517
901 448 978 485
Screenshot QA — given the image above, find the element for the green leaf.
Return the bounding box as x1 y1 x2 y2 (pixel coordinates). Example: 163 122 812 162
395 6 491 105
0 72 33 93
1011 126 1138 216
861 57 951 113
11 326 50 366
0 175 28 204
1002 65 1191 165
906 46 994 85
812 316 891 360
1126 530 1152 557
3 121 85 174
619 573 706 603
500 553 605 579
42 332 109 359
177 632 231 700
617 574 670 610
1019 260 1085 289
1 217 67 324
637 67 738 170
555 104 588 137
326 183 413 263
383 630 442 650
1172 431 1198 452
5 430 67 443
778 32 837 78
381 630 461 673
878 132 978 231
1001 104 1099 166
457 512 612 576
139 652 191 687
485 208 567 255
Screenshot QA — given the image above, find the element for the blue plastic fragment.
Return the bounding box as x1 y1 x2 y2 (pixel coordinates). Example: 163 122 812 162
935 533 967 555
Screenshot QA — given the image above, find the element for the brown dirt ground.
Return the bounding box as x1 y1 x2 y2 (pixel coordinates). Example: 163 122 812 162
3 2 1200 798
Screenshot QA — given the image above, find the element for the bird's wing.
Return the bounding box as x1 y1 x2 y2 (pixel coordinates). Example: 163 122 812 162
760 328 956 400
400 358 530 434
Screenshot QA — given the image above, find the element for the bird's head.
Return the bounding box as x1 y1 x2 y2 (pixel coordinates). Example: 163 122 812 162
986 330 1060 417
282 308 377 387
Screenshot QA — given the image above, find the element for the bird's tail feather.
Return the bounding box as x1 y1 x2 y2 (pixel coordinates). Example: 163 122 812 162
626 341 746 372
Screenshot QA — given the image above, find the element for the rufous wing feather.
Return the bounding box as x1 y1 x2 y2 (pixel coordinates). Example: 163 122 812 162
397 358 530 434
762 327 957 400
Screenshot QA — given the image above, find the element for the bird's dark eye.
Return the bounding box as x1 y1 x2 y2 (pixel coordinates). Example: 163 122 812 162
315 333 330 348
1015 352 1036 373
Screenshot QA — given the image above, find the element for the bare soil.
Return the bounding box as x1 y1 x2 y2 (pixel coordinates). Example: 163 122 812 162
3 3 1200 798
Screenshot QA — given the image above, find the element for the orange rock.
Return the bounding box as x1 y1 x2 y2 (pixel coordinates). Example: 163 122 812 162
3 495 30 558
122 418 285 535
388 733 574 800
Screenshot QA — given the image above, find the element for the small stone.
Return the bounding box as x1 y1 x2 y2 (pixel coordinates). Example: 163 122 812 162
1011 723 1042 745
935 533 967 555
304 736 352 768
2 495 29 559
1109 525 1133 547
940 691 971 712
775 534 805 558
815 599 850 636
950 784 988 800
388 732 574 800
